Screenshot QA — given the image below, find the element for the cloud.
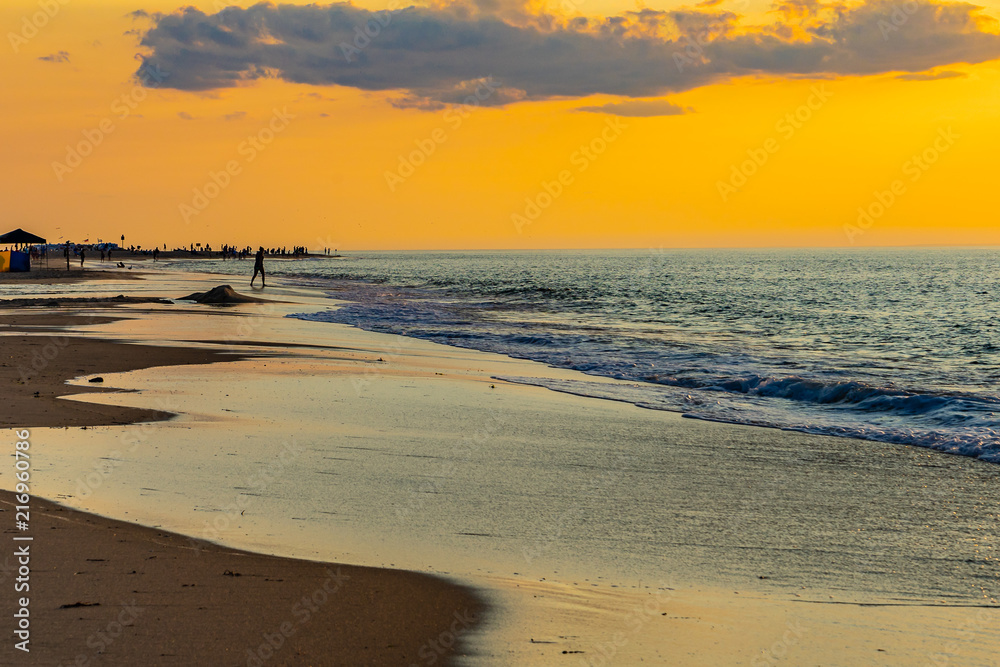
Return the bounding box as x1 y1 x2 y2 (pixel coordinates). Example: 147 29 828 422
177 111 196 120
896 69 967 81
389 76 525 109
577 99 692 117
134 1 1000 106
38 51 70 63
223 111 247 120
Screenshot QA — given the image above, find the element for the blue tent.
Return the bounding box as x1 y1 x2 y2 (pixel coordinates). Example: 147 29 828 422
0 251 30 272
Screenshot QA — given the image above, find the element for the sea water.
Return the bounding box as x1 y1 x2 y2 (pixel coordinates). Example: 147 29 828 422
165 247 1000 464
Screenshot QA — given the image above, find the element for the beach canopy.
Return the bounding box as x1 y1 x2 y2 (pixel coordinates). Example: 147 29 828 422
0 228 47 245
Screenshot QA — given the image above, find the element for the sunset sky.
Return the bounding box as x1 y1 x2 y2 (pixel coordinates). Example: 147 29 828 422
2 0 999 250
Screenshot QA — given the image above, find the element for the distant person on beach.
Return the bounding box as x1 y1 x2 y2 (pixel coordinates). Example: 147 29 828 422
80 248 85 267
153 248 159 262
251 247 266 287
64 244 70 270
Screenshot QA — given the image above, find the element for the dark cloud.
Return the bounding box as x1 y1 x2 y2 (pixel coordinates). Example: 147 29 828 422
576 99 692 117
134 1 1000 105
223 111 247 120
38 51 70 63
177 111 196 120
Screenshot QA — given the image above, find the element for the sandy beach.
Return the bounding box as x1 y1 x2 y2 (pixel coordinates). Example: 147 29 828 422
0 269 145 285
0 269 484 665
8 0 1000 660
0 490 483 666
1 265 998 666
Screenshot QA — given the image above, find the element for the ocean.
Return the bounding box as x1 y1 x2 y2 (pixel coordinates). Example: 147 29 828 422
165 247 1000 464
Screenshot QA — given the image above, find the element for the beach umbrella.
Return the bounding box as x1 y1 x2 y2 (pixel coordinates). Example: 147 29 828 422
0 228 47 247
0 229 47 267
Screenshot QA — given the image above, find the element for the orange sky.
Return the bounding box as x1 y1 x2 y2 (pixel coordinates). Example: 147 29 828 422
2 0 999 251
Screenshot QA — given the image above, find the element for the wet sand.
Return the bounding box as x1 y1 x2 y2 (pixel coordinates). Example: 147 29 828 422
1 331 247 428
0 268 143 284
0 490 483 665
0 290 485 665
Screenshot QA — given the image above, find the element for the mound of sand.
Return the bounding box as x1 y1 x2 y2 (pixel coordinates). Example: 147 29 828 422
179 284 267 304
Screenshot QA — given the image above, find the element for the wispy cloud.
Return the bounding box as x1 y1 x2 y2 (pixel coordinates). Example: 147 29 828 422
134 1 999 107
577 99 692 117
223 111 247 121
896 70 967 81
38 51 70 63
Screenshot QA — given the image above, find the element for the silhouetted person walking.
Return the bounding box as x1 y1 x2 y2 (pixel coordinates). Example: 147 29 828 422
80 247 86 267
251 247 265 287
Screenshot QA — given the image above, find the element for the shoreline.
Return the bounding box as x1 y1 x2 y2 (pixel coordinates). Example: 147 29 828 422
1 329 249 429
2 268 999 665
0 279 486 665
